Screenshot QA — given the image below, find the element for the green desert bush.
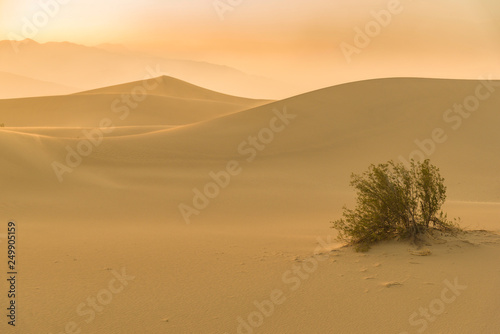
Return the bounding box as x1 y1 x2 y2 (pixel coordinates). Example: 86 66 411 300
331 159 460 251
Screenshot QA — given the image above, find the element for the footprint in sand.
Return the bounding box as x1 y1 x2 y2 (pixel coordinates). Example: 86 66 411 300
409 248 432 256
381 281 403 288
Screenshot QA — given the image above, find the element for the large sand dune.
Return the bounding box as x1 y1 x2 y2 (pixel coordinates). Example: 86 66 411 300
0 76 271 127
1 77 499 333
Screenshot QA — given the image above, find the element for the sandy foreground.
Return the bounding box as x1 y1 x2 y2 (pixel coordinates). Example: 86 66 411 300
1 77 499 333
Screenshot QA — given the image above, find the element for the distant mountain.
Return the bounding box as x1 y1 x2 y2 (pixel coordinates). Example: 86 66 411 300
0 71 77 99
0 39 295 99
95 43 131 54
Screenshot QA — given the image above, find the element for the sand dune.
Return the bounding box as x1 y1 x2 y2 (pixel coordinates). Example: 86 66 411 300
1 77 499 333
3 78 500 223
76 75 271 104
1 125 173 138
65 79 500 198
0 76 271 127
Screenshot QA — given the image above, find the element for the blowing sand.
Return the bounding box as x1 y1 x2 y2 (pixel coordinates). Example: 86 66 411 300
0 77 499 333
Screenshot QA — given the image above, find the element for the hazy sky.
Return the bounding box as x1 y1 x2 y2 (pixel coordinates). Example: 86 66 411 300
1 0 499 90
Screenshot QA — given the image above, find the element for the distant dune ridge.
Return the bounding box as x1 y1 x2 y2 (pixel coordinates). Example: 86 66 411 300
1 76 500 333
0 76 272 127
75 75 271 105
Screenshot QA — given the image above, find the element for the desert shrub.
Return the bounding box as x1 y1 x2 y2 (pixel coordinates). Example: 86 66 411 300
331 159 460 251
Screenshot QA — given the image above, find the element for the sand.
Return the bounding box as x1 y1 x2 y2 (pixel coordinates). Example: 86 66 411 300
0 77 499 333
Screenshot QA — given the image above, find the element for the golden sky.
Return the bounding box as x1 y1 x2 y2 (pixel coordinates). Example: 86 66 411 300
1 0 499 89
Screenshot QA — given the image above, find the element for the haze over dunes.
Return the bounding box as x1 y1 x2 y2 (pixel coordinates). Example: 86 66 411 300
2 0 499 95
0 39 294 99
0 71 77 99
